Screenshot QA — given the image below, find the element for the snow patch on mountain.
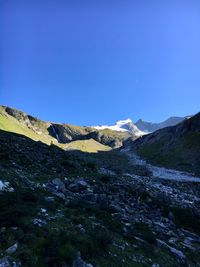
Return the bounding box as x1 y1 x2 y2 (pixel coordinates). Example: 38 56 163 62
93 119 145 136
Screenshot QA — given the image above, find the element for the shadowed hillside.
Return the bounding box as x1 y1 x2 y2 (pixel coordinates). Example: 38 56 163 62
0 128 200 266
129 112 200 175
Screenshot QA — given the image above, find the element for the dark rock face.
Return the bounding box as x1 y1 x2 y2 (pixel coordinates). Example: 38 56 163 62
48 124 90 143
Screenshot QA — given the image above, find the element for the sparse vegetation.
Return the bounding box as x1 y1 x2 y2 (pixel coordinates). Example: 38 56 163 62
131 113 200 175
0 107 200 266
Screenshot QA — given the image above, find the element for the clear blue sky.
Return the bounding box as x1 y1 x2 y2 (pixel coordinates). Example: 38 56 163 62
1 0 200 125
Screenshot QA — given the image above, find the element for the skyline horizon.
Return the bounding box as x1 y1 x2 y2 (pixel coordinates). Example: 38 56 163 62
0 103 195 127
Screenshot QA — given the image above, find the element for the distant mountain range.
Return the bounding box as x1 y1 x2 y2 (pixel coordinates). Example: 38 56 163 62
93 116 188 136
135 116 187 133
0 105 191 153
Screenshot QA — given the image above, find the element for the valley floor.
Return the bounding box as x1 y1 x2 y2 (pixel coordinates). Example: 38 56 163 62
122 148 200 183
0 130 200 267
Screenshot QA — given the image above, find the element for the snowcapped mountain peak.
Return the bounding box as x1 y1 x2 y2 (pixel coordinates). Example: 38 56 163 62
93 118 145 136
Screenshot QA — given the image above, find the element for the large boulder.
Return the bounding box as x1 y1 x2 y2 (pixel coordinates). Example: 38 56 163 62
51 178 66 192
5 243 18 255
68 179 89 192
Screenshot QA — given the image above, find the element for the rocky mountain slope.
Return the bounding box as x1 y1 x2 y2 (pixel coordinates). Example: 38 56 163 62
1 106 200 266
0 106 134 151
129 112 200 175
135 116 186 133
0 128 200 266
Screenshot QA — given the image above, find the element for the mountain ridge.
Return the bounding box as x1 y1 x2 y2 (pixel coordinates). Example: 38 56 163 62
0 105 192 152
135 116 187 133
0 105 133 151
128 112 200 175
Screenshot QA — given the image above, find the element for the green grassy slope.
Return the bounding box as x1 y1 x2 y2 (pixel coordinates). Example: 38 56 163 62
0 112 111 153
0 112 55 145
64 138 111 152
131 112 200 175
0 106 113 152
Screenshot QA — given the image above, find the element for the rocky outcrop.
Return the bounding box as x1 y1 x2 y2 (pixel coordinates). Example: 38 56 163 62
48 124 92 143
